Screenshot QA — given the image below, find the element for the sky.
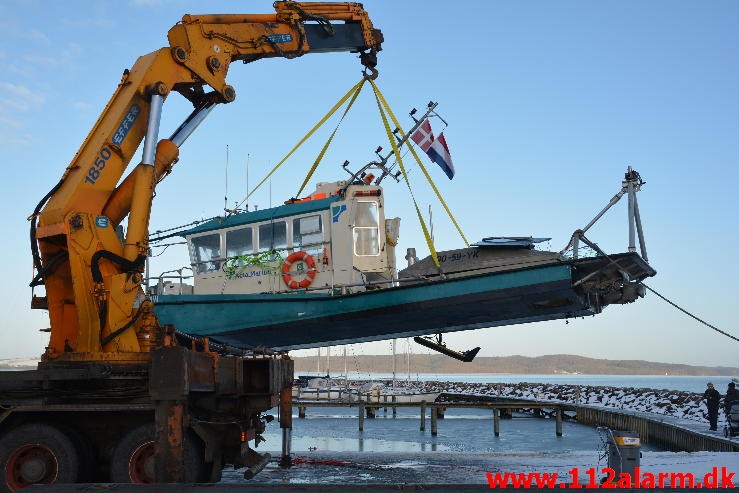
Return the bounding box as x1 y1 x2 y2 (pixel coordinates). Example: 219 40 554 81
0 0 737 367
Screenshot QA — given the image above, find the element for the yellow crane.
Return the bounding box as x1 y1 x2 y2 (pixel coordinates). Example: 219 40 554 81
29 1 382 364
0 4 383 489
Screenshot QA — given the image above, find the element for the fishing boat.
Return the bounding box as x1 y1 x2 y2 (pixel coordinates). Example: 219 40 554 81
151 170 655 352
151 102 655 355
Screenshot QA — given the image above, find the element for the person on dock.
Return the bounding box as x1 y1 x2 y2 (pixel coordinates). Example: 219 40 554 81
725 382 737 415
703 382 721 431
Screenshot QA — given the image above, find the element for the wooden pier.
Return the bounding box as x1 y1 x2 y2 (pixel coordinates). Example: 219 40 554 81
294 395 739 452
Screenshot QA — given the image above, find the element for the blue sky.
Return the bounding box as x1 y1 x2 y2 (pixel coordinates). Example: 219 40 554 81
0 1 736 367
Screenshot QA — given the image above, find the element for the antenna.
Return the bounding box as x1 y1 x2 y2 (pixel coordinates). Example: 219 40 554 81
224 145 229 212
245 153 250 212
428 204 434 242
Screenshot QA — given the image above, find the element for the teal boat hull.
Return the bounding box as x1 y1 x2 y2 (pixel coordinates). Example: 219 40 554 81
153 253 655 351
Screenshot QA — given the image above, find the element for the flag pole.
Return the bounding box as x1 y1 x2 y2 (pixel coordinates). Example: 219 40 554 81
375 102 439 184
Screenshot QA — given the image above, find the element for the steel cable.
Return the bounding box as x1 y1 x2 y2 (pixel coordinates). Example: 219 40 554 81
640 282 738 343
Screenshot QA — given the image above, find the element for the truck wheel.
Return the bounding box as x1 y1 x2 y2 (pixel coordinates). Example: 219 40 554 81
0 423 79 492
68 431 96 482
110 424 204 483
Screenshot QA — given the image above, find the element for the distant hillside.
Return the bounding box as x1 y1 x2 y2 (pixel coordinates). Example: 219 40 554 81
293 354 738 376
3 354 735 376
0 358 39 371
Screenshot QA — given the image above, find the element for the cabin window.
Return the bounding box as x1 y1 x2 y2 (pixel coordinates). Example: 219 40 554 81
258 221 287 252
353 201 380 256
191 234 221 274
293 215 323 249
226 227 253 262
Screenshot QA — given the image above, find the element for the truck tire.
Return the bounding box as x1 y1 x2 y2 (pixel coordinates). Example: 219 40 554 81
67 430 96 482
110 424 205 483
0 423 80 492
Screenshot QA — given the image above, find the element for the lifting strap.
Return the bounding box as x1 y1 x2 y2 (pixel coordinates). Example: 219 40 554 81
370 83 440 269
369 79 470 248
228 77 366 215
295 78 366 198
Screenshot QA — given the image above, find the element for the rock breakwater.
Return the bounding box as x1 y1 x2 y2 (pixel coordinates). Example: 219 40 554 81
409 381 728 426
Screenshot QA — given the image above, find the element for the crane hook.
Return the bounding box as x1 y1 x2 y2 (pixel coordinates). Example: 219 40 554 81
360 49 379 80
363 65 379 81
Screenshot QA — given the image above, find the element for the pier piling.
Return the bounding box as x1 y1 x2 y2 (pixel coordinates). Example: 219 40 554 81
420 401 427 431
431 407 438 436
298 406 306 419
358 404 365 431
392 395 397 417
493 408 500 437
555 408 563 437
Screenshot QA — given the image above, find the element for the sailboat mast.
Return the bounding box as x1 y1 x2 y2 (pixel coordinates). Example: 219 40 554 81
224 145 229 212
406 338 411 383
392 339 396 390
316 347 321 374
343 345 348 389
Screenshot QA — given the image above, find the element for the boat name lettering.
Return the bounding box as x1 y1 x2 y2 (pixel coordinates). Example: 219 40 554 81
231 269 271 280
440 250 479 263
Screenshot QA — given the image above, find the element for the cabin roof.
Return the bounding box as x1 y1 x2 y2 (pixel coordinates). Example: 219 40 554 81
182 196 341 236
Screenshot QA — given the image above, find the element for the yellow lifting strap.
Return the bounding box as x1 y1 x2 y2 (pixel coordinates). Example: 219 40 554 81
369 79 470 248
295 78 366 198
228 77 366 215
370 83 440 269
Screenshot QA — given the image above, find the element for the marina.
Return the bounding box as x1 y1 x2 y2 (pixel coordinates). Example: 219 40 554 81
289 393 738 452
2 0 737 489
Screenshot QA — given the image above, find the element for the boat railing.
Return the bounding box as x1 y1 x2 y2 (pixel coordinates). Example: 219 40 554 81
147 264 431 296
145 267 193 295
560 166 648 263
232 273 431 296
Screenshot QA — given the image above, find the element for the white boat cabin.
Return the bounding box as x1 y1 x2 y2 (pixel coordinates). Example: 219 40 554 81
183 180 400 295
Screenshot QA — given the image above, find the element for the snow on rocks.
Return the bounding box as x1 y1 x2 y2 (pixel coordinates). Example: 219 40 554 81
414 380 728 427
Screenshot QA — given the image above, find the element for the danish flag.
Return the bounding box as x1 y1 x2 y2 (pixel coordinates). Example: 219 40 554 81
410 119 434 152
410 118 455 180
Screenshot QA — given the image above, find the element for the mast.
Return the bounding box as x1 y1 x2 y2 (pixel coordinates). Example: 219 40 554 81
343 345 348 389
406 338 411 383
392 339 396 390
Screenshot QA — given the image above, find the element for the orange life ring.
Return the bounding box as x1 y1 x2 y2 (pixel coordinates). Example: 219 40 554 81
282 251 317 289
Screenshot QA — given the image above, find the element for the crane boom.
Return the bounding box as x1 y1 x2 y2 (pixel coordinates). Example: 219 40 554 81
30 1 382 363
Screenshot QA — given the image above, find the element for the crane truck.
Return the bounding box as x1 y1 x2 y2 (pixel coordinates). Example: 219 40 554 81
0 2 382 490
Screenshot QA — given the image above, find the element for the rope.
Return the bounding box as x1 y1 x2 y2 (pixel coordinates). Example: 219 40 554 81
149 217 219 243
295 78 366 198
370 84 439 268
641 282 738 343
149 242 186 257
228 78 367 215
368 80 469 248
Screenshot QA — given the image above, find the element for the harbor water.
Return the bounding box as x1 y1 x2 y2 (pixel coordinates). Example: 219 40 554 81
223 374 738 484
259 406 661 454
